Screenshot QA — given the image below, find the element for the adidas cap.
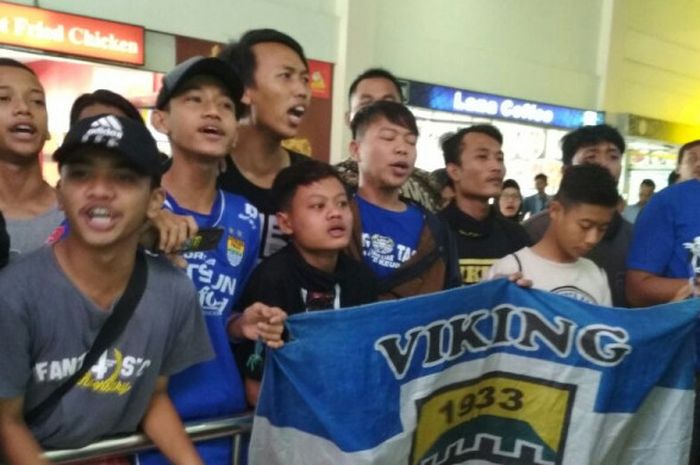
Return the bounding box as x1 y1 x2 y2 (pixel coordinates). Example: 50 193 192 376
155 56 244 114
53 115 164 178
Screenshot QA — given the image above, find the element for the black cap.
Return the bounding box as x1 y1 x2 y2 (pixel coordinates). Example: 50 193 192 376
155 56 244 113
54 114 163 178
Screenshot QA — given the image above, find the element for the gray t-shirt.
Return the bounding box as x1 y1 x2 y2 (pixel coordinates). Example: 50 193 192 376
0 247 213 449
6 206 64 260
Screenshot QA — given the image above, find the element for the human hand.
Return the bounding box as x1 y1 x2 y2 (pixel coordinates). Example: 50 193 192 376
506 271 532 288
670 278 700 302
231 303 288 349
148 210 198 254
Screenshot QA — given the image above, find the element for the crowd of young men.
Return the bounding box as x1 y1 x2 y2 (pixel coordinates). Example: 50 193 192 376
0 25 699 465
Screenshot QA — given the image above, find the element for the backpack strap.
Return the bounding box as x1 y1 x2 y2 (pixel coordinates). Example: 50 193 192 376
25 250 148 426
511 252 523 273
376 204 446 296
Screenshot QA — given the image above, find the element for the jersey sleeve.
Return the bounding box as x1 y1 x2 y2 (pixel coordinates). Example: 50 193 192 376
626 192 674 274
0 293 32 398
160 289 214 376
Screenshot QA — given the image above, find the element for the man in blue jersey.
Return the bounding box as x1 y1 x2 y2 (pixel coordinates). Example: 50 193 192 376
335 68 442 212
345 101 459 298
626 138 700 306
137 56 286 465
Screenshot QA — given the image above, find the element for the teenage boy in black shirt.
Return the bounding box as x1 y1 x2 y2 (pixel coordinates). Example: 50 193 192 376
217 29 311 259
236 159 377 405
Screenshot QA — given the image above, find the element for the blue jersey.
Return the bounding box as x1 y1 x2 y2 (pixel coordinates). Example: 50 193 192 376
137 190 260 465
356 196 423 278
627 179 700 278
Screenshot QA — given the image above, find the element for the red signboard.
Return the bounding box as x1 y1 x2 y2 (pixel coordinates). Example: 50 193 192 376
308 59 331 99
0 1 144 65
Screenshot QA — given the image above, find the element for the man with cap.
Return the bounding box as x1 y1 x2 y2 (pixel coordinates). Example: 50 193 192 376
137 56 287 465
0 115 214 465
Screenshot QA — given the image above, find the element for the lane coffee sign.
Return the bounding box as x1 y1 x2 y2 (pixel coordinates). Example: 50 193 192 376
405 80 604 129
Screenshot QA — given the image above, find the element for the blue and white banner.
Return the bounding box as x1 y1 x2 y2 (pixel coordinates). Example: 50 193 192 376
250 280 700 465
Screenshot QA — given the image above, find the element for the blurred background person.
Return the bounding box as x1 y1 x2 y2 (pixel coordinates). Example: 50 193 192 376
430 168 455 210
69 88 144 126
667 170 680 186
521 173 550 217
675 139 700 183
622 178 655 223
497 178 524 222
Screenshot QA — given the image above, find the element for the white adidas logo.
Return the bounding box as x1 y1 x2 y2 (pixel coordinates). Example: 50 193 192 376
80 115 123 148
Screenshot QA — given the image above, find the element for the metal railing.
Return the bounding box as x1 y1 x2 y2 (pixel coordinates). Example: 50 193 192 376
42 413 253 465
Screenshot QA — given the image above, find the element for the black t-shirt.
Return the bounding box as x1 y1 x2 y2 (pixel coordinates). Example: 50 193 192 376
217 150 308 260
235 244 377 380
438 202 532 285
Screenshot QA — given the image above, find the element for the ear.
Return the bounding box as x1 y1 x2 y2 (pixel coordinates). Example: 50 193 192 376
349 140 360 162
241 87 252 106
146 187 166 220
446 162 461 184
548 199 563 221
150 110 169 136
276 211 293 235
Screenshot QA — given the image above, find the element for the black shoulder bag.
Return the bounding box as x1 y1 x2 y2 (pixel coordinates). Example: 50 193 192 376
25 250 148 426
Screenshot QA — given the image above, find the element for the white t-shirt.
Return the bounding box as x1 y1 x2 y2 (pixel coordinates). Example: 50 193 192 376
487 246 613 306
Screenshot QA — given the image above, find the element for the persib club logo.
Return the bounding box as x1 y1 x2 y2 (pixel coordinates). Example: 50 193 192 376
410 371 575 465
227 234 245 266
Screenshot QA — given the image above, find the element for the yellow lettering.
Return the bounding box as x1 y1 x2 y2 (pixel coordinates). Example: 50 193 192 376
78 373 132 395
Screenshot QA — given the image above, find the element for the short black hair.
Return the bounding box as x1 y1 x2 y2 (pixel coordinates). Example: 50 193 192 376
555 164 618 209
69 89 144 127
350 100 418 140
561 124 625 166
218 28 308 89
441 124 503 166
272 159 346 211
348 68 403 104
678 139 700 166
0 58 37 76
640 178 655 189
534 173 547 182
